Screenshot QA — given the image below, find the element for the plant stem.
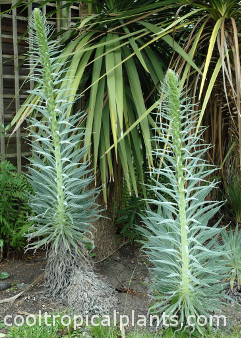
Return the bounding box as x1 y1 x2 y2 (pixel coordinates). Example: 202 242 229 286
166 70 189 295
33 9 65 225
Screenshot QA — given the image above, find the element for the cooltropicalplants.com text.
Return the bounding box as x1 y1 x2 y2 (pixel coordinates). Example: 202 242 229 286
3 311 227 330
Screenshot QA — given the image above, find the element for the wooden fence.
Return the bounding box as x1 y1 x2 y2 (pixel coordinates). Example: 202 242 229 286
0 1 80 171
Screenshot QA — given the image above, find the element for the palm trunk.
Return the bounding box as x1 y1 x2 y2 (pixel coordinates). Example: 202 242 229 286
92 184 117 261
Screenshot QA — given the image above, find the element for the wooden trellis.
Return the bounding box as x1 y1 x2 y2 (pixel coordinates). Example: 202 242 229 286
0 1 80 171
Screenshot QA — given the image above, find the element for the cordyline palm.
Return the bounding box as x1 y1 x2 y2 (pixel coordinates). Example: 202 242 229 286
11 0 201 202
167 0 241 176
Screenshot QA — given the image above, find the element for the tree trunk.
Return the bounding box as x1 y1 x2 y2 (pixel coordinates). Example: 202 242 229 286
92 192 117 261
79 2 117 260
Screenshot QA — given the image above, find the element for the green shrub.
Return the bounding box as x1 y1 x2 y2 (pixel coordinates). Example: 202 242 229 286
116 195 144 245
0 158 33 250
139 70 229 332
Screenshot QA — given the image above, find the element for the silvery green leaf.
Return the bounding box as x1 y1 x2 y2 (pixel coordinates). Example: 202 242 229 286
24 9 99 255
139 70 228 331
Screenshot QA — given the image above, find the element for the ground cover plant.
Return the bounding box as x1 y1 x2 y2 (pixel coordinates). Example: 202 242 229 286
0 311 235 338
2 310 241 338
25 8 117 313
140 70 229 332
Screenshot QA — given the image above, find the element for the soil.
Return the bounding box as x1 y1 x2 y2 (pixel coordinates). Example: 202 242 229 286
0 245 153 333
0 244 241 336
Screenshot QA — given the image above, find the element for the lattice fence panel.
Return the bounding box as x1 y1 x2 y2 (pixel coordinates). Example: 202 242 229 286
0 1 80 171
